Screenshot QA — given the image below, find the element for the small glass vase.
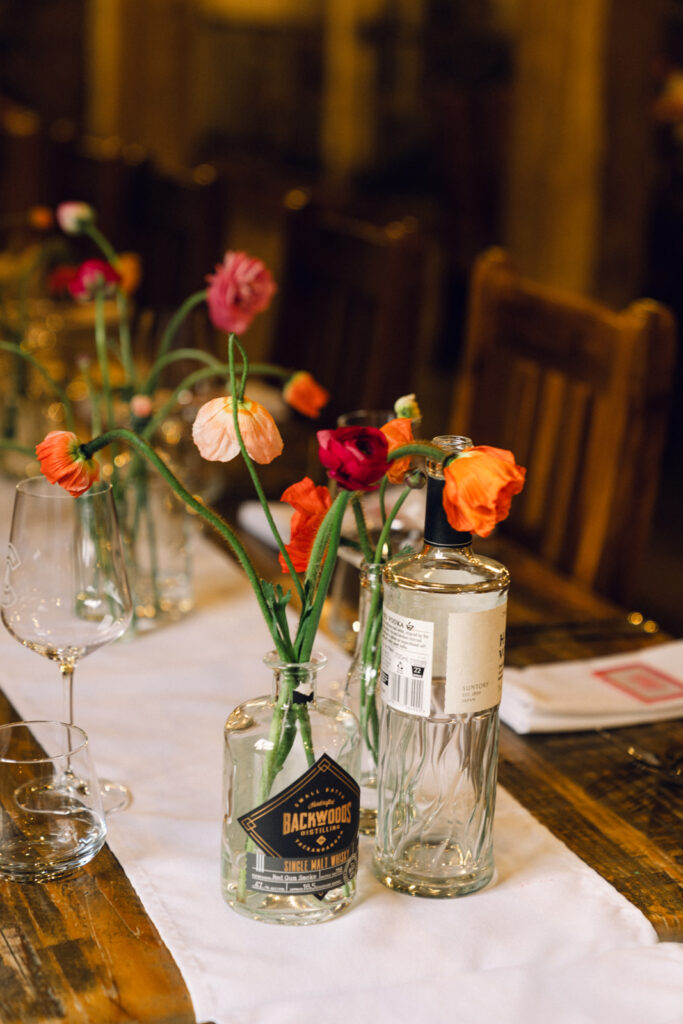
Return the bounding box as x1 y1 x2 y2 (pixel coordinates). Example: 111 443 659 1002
116 468 194 634
343 562 383 835
221 651 361 925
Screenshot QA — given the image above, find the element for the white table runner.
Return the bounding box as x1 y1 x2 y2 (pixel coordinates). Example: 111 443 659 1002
0 487 681 1024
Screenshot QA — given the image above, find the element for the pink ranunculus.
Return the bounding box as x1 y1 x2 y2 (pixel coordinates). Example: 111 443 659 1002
192 395 283 465
206 251 277 335
56 201 96 235
317 426 390 492
68 260 121 302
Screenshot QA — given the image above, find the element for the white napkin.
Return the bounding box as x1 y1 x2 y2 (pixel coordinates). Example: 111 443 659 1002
500 639 683 733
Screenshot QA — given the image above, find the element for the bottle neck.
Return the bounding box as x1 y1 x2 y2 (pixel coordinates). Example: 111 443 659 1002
423 475 472 549
265 652 325 704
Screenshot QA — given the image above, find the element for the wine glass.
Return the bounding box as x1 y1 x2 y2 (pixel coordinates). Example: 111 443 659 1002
1 477 133 813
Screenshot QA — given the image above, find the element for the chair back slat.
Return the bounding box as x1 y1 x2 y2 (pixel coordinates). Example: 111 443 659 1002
451 247 677 604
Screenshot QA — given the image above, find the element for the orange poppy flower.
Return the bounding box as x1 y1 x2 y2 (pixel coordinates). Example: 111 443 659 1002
115 252 142 295
282 371 330 418
192 395 283 464
442 445 526 537
35 431 100 497
380 417 414 484
278 477 332 573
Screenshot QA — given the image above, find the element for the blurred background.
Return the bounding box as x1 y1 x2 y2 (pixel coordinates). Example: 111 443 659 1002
0 0 680 630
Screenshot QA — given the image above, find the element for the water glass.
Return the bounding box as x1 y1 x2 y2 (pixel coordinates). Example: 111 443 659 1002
0 721 106 881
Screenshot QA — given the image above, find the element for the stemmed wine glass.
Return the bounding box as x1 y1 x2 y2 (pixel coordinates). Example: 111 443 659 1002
1 477 133 813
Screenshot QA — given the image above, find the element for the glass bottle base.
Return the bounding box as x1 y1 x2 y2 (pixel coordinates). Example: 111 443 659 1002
221 880 356 925
372 844 494 898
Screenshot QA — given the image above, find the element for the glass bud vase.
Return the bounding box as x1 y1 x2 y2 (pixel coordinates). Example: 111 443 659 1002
222 651 361 925
374 435 509 898
343 562 384 834
116 469 194 634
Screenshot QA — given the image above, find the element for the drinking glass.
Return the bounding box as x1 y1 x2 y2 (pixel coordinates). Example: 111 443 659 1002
1 477 133 812
0 720 106 880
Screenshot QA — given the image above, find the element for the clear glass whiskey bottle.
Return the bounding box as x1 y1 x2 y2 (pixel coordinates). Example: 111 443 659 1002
374 436 509 897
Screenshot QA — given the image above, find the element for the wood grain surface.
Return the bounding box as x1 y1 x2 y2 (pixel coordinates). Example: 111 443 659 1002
0 690 197 1024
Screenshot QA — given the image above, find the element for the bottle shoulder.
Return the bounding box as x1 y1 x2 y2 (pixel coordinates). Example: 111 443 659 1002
383 544 510 593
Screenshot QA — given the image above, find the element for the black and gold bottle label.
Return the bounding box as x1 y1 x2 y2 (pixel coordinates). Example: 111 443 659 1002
239 753 360 897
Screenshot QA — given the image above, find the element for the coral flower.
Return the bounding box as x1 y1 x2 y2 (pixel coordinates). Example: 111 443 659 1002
192 395 283 464
115 252 142 295
442 445 526 537
35 431 100 497
317 426 389 492
68 259 121 301
380 417 414 484
278 477 333 573
206 251 277 335
56 201 96 235
28 205 54 231
282 371 330 418
130 394 153 419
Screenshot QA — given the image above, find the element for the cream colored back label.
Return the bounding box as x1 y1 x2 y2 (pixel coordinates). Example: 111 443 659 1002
445 603 507 714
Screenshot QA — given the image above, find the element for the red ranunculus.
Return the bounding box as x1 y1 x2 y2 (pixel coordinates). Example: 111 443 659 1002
35 431 100 497
278 477 332 573
68 259 121 301
442 445 526 537
206 251 277 335
317 426 389 492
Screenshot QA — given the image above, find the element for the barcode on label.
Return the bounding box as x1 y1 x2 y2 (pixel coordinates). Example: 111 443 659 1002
382 661 428 715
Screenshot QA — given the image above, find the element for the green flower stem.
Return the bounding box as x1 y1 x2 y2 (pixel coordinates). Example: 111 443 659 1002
144 290 208 393
94 291 115 432
86 224 118 265
296 490 350 662
80 428 290 658
373 485 412 563
115 290 136 387
0 341 76 432
350 495 373 563
227 337 305 604
378 475 389 527
84 365 102 437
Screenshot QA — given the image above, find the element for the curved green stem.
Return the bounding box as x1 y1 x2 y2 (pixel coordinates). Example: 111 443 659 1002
227 337 305 604
351 495 373 563
144 290 208 393
80 428 289 658
373 485 412 563
296 490 350 662
0 341 76 431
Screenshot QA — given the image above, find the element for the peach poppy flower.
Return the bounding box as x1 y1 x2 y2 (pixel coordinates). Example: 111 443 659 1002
442 445 526 537
192 395 283 464
35 431 100 497
380 417 414 484
282 371 330 418
278 477 332 573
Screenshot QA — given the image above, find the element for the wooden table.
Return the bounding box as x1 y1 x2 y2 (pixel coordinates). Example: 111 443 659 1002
0 532 680 1022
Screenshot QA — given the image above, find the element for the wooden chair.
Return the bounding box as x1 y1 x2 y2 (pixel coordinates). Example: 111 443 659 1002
450 247 677 605
270 191 428 424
